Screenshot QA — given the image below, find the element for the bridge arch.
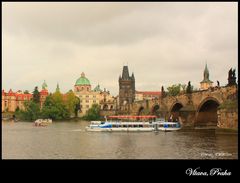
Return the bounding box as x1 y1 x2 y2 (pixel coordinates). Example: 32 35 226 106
169 102 184 122
137 106 145 115
195 97 220 126
151 104 160 117
102 104 108 110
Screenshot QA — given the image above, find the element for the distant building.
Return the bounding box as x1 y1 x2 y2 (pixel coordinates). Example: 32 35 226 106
2 80 49 112
74 72 116 116
200 63 213 90
2 89 32 112
135 91 161 101
40 80 49 108
118 66 135 111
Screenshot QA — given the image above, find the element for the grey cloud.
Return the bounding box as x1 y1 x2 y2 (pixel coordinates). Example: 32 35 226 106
2 2 237 95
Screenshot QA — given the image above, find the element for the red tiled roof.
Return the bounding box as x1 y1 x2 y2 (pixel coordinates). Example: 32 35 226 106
15 93 33 100
2 89 33 99
40 89 48 95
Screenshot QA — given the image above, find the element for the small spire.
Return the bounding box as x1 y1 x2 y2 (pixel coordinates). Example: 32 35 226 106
81 72 85 77
56 82 60 92
42 80 48 90
131 72 135 79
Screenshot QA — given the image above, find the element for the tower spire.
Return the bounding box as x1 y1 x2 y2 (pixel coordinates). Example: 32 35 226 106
204 63 209 81
122 65 130 80
56 82 60 92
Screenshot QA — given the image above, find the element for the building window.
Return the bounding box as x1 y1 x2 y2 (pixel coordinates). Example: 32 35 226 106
86 95 89 98
86 105 89 108
93 100 96 103
86 100 89 103
93 95 96 98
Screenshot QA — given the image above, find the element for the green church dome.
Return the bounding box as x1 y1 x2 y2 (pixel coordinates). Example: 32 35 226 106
75 72 91 85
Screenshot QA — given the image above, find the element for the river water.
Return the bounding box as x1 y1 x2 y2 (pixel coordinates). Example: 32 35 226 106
2 121 238 159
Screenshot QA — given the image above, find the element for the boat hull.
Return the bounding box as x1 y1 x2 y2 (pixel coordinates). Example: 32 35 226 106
86 127 153 132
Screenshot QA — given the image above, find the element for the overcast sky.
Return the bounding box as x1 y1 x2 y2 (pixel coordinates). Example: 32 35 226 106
2 2 238 96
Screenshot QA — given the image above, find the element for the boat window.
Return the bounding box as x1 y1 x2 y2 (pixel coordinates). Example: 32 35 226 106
101 122 105 124
139 125 143 128
133 125 138 128
123 125 127 128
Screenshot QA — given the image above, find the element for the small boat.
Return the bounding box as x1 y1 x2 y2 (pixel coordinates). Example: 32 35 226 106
34 119 52 127
157 121 181 132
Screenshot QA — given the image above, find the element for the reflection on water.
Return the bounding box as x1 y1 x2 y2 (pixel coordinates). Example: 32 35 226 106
2 121 238 159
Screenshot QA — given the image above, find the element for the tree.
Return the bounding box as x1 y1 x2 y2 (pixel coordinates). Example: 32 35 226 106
16 100 41 121
16 106 20 112
65 90 79 117
83 104 101 121
74 97 81 117
167 84 181 96
33 86 40 103
41 95 70 120
181 84 187 93
52 89 63 104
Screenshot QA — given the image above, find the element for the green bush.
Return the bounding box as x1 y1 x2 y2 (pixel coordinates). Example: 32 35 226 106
83 104 101 121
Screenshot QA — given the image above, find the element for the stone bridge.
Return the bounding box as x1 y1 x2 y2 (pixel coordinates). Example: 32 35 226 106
130 85 237 127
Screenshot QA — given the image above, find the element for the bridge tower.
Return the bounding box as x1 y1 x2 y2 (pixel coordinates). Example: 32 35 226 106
118 65 135 113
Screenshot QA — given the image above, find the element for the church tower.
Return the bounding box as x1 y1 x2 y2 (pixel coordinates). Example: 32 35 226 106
119 66 135 111
200 63 213 90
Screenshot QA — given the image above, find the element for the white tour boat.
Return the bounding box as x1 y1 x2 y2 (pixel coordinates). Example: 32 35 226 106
85 116 181 132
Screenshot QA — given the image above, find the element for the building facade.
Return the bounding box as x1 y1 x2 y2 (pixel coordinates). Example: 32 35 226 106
118 66 135 111
40 80 49 108
2 89 32 112
2 81 49 113
200 64 213 90
135 91 161 101
74 72 116 116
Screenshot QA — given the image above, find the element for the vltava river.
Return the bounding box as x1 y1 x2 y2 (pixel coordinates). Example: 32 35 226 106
2 121 238 159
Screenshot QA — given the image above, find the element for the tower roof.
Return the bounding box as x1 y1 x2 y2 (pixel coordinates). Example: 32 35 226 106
93 84 102 92
75 72 91 85
56 83 60 92
120 65 135 80
201 63 213 83
122 66 130 80
42 80 48 90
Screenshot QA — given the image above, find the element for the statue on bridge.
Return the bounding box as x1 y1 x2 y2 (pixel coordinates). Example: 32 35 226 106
228 68 237 86
161 86 166 98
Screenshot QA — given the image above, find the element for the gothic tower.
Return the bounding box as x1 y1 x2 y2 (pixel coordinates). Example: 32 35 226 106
200 63 213 90
119 66 135 111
